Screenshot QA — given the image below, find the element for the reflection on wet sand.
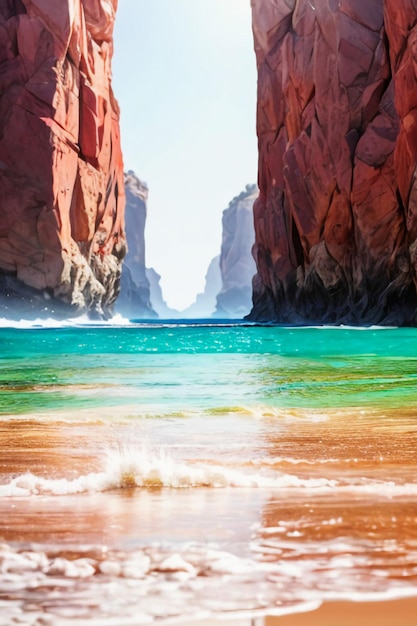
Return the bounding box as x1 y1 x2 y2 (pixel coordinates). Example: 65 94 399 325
1 402 417 624
0 419 104 478
263 405 417 469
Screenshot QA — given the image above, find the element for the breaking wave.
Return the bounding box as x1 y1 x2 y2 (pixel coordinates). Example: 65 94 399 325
1 445 416 497
0 446 336 496
0 313 132 329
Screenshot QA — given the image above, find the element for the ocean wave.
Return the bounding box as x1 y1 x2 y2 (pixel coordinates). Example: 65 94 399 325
1 445 416 497
0 318 400 332
297 324 399 331
0 316 251 330
0 313 132 329
0 446 337 496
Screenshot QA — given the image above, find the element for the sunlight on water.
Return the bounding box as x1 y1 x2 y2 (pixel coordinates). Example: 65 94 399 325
1 322 417 624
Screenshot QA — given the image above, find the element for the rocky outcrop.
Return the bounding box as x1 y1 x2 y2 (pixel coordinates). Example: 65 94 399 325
181 256 222 318
115 171 156 319
250 0 417 325
0 0 125 319
180 185 257 319
146 267 180 319
215 184 257 318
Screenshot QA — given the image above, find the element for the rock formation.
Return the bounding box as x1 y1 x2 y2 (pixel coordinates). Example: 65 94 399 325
146 267 180 319
115 171 156 318
181 256 222 318
250 0 417 325
0 0 125 319
179 185 257 320
215 184 257 318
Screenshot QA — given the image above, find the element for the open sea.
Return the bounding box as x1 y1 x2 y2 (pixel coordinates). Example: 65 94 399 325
0 318 417 625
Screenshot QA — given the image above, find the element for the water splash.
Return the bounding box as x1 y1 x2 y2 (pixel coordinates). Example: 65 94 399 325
2 443 417 497
0 313 131 329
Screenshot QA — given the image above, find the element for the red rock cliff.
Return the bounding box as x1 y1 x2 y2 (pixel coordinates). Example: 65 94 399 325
250 0 417 325
0 0 125 318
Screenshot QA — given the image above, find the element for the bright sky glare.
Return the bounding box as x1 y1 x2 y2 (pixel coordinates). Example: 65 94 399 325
112 0 257 311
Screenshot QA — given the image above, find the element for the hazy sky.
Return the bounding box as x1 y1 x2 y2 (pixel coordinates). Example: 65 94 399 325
112 0 258 311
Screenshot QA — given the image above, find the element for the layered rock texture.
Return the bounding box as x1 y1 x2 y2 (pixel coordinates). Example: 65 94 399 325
0 0 125 318
115 171 156 318
215 184 257 318
250 0 417 325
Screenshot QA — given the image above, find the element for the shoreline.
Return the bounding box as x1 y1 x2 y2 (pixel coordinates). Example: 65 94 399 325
176 597 417 626
265 597 417 625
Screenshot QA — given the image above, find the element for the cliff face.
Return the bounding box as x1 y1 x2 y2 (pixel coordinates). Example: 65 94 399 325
181 256 222 318
115 171 156 318
180 185 257 319
215 184 257 318
0 0 125 319
250 0 417 325
146 267 179 319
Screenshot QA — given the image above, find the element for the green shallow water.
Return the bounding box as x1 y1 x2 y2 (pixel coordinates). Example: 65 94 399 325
1 324 417 415
1 322 417 624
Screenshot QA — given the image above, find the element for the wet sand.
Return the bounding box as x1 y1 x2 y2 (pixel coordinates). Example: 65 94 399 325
264 598 417 626
179 598 417 626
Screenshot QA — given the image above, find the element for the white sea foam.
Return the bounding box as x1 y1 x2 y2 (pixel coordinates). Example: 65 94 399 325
0 313 132 329
299 324 399 331
0 446 337 496
0 316 253 330
0 540 417 626
1 445 417 497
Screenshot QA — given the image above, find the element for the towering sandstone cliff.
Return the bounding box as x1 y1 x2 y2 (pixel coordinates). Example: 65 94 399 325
250 0 417 325
0 0 125 318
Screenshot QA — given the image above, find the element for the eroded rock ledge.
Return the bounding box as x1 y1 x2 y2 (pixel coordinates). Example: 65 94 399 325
250 0 417 325
0 0 125 319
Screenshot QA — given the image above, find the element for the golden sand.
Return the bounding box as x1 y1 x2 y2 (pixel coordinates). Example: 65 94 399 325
264 598 417 626
177 599 417 626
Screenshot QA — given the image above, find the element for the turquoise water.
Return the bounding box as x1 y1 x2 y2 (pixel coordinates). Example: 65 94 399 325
1 324 417 416
1 321 417 625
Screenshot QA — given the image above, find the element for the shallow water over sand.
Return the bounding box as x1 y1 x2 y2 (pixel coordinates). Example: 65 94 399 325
1 322 417 624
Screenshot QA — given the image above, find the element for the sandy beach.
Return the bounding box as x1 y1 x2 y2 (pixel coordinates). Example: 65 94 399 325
177 598 417 626
264 598 417 626
2 325 417 625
